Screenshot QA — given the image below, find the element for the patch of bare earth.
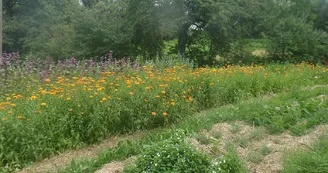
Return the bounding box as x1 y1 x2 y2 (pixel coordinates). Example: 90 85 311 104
252 50 267 56
94 156 137 173
188 121 328 173
16 133 145 173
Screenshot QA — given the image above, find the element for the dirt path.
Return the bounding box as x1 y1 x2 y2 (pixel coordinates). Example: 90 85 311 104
189 122 328 173
94 157 136 173
16 133 146 173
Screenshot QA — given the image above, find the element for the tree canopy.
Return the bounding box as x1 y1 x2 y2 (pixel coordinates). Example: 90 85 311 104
2 0 328 64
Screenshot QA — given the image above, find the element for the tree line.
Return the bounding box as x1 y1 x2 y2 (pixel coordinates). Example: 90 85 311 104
3 0 328 65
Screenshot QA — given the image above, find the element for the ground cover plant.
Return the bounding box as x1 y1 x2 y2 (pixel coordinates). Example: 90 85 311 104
0 54 327 171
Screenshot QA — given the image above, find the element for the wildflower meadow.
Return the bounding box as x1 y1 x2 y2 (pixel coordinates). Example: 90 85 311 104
0 53 327 171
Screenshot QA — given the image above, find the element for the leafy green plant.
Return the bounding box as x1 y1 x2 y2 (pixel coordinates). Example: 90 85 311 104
123 131 245 173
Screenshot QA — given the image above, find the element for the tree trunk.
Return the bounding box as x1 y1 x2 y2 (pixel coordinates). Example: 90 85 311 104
177 23 190 58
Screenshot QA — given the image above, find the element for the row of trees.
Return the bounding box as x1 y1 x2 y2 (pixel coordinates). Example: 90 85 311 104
3 0 328 65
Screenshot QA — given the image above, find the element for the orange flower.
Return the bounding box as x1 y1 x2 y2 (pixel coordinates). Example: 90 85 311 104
129 92 134 95
66 97 71 101
163 112 167 117
152 112 157 116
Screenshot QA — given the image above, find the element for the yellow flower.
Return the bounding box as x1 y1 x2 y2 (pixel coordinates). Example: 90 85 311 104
2 117 8 121
161 91 166 94
69 108 73 112
102 97 107 101
163 112 167 117
210 82 214 86
45 78 51 82
114 89 119 92
41 103 47 106
66 97 71 101
17 115 23 119
129 92 134 95
156 95 160 99
90 95 94 99
144 99 149 102
171 101 176 106
10 103 16 107
152 112 157 116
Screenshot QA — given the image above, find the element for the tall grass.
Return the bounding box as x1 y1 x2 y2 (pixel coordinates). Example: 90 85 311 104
283 134 328 173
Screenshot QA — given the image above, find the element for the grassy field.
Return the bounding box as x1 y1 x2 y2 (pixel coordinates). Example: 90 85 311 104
0 60 327 172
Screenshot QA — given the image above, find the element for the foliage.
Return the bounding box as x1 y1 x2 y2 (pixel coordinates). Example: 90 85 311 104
2 0 328 64
123 131 242 173
266 16 328 62
234 84 328 135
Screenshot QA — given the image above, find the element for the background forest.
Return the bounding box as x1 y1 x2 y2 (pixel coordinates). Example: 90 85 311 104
3 0 328 65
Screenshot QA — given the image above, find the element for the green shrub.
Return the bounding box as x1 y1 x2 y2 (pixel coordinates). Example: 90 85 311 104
124 131 244 173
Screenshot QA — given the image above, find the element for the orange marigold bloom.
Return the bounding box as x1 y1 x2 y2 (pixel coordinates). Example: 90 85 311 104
152 112 156 116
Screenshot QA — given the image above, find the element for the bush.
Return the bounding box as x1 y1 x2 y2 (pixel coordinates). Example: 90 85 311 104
267 16 328 63
124 131 245 173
